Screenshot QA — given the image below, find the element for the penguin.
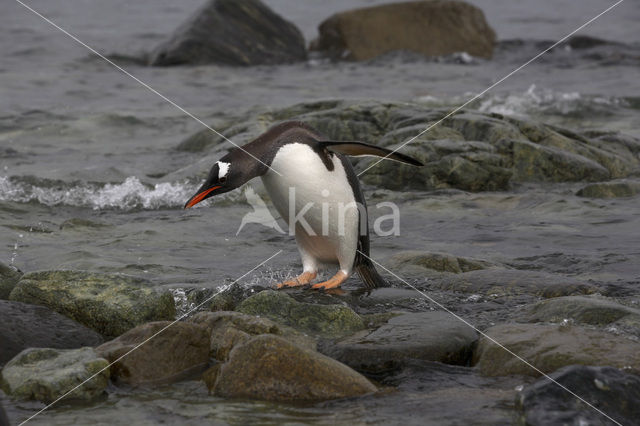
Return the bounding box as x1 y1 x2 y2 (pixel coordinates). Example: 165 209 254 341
184 121 422 290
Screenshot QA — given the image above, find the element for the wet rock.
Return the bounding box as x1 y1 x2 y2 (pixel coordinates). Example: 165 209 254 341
311 1 496 61
207 334 376 401
517 365 640 426
149 0 306 66
96 321 209 386
387 250 497 275
59 218 109 230
433 269 598 298
0 300 103 365
189 311 316 361
0 347 109 402
576 179 640 198
524 295 640 326
323 312 478 374
0 263 22 300
9 270 176 338
236 290 364 338
188 100 639 191
473 323 640 377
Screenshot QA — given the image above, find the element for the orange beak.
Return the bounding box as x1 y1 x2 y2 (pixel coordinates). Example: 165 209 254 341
184 185 221 209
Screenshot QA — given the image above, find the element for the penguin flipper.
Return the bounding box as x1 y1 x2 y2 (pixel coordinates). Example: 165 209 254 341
319 141 423 167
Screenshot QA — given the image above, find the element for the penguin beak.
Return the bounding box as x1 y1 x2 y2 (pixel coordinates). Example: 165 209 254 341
184 185 222 209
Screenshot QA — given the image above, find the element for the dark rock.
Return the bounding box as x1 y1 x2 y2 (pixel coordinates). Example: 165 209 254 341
96 321 209 386
236 290 364 338
9 270 176 338
387 250 498 275
0 263 21 300
576 179 640 198
524 295 640 326
0 300 103 366
473 323 640 377
207 334 376 401
0 347 109 402
189 311 315 361
311 1 496 61
433 269 598 298
323 312 478 374
149 0 306 66
517 365 640 426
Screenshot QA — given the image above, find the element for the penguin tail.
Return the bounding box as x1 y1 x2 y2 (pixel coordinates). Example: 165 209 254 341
355 261 388 289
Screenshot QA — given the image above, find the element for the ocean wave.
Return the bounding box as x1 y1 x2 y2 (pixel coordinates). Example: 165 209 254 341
0 176 204 210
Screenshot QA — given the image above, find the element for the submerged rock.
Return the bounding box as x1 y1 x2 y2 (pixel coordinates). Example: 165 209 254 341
0 347 109 402
236 290 364 338
433 269 598 298
576 179 640 198
207 334 376 401
96 321 209 386
0 300 103 365
387 250 497 275
183 100 640 191
0 263 22 300
9 270 175 338
149 0 306 66
524 295 640 326
311 1 496 61
517 365 640 426
473 323 640 377
189 311 315 361
323 312 478 374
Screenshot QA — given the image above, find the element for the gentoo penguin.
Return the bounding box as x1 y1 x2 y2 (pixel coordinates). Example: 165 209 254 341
184 121 422 290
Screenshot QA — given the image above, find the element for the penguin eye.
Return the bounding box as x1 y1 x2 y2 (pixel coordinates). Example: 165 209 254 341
219 176 227 183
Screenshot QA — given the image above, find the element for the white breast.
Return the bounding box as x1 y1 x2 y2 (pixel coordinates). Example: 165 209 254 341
261 143 360 268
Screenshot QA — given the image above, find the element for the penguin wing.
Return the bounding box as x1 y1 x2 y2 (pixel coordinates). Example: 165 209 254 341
319 141 423 166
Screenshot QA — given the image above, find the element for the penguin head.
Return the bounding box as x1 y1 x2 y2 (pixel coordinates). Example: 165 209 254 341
184 156 237 209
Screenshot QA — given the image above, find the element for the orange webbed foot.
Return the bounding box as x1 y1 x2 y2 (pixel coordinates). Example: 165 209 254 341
276 271 317 289
311 271 348 290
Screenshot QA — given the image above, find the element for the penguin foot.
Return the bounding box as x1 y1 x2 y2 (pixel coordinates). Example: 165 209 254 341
276 271 317 289
312 271 348 290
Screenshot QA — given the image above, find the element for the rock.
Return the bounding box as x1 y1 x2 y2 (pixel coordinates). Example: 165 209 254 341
96 321 209 386
323 312 478 374
9 270 175 338
517 365 640 426
0 300 103 366
311 1 496 61
576 179 640 198
524 295 640 326
184 100 640 192
207 334 376 401
149 0 306 66
473 323 640 377
236 290 364 338
387 250 497 275
0 263 22 300
0 347 109 402
189 311 315 361
433 269 598 298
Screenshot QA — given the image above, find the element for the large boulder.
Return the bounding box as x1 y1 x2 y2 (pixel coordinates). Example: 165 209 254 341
517 365 640 426
0 347 109 402
149 0 306 66
189 311 315 361
523 295 640 326
96 321 209 386
0 300 103 366
323 312 478 374
386 250 497 275
311 1 496 61
236 290 364 338
179 100 640 191
0 263 21 300
206 334 376 401
576 178 640 198
473 323 640 376
9 270 175 338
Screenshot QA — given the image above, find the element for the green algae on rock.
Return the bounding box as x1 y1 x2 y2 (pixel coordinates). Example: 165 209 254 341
387 250 498 275
9 270 176 338
96 321 209 386
0 347 109 402
0 262 22 300
207 334 376 401
473 323 640 377
576 179 640 198
236 290 364 338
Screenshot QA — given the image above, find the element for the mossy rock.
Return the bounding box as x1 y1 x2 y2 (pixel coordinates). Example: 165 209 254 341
0 263 22 300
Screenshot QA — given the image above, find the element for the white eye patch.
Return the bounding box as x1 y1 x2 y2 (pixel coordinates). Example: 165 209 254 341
217 161 230 180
